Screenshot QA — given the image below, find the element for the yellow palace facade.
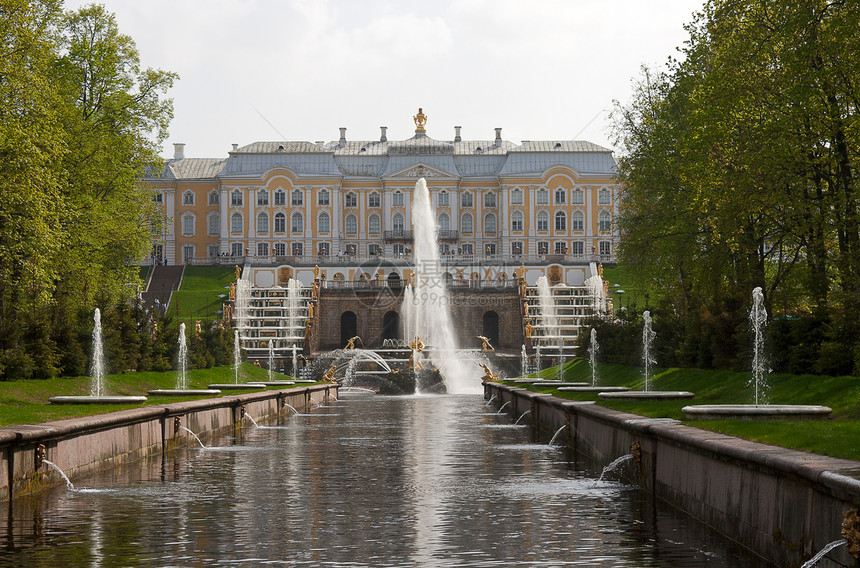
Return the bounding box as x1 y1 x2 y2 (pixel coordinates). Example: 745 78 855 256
145 111 619 286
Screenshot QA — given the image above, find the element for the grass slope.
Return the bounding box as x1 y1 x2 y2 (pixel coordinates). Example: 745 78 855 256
511 359 860 461
0 364 299 427
168 266 236 324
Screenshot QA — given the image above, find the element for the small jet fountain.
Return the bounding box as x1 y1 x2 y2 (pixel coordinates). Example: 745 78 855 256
149 322 222 397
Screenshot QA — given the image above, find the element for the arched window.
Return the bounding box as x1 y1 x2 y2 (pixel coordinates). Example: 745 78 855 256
511 188 523 205
208 190 220 206
461 213 473 234
231 189 243 206
207 211 220 235
393 212 404 232
318 212 330 233
291 189 303 206
393 191 404 206
599 188 611 205
318 189 330 205
511 211 523 232
484 213 497 234
257 189 268 206
369 192 381 208
554 188 566 204
537 210 549 232
274 212 286 233
291 212 303 234
256 212 269 234
438 191 449 206
182 190 194 206
231 213 243 234
598 210 612 232
368 213 380 235
345 214 358 236
438 213 450 231
181 212 194 236
274 189 286 206
572 210 584 232
555 211 567 232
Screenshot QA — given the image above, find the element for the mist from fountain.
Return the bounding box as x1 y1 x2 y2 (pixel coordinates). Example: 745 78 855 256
177 323 188 390
536 276 558 341
750 286 768 406
642 310 656 391
90 309 105 397
521 344 528 376
292 345 298 378
598 454 634 482
588 328 600 386
401 178 476 394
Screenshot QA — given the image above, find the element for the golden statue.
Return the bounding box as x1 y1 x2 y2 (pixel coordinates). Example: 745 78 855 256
477 335 495 352
478 363 499 382
313 265 320 280
344 336 359 350
525 323 534 339
598 263 604 277
409 336 425 352
308 302 314 320
523 301 529 316
322 366 339 384
413 107 428 133
235 265 241 280
409 351 423 370
194 320 202 337
229 282 236 300
520 279 527 298
514 263 525 280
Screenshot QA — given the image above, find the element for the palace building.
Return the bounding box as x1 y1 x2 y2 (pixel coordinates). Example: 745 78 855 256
145 110 619 360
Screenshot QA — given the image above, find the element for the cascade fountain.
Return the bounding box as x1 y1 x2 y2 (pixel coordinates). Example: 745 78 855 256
683 287 832 419
401 178 477 394
50 309 148 404
148 322 221 397
598 310 693 400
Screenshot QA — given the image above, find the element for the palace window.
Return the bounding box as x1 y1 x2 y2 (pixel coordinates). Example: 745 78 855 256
537 241 549 255
153 192 163 204
345 192 357 208
208 244 219 258
572 210 584 232
461 213 473 235
291 212 303 234
599 188 611 205
554 188 566 204
183 244 195 262
599 241 612 256
231 189 243 206
318 212 330 234
368 213 380 235
484 213 497 234
572 188 584 204
484 192 496 208
536 188 548 205
511 241 523 255
511 188 523 205
208 190 220 206
369 192 381 208
438 213 450 231
257 242 269 256
598 211 612 233
182 190 195 206
438 191 449 206
485 243 496 255
256 212 269 234
555 241 567 254
461 243 474 256
461 191 473 207
537 211 549 232
392 213 404 232
257 189 269 206
207 212 220 236
274 212 286 233
318 242 330 256
291 242 303 256
181 212 195 236
231 213 243 234
555 211 567 232
393 191 404 206
571 241 585 257
274 189 286 206
393 244 405 256
368 243 381 255
274 242 286 256
230 242 243 256
291 189 303 206
511 211 523 232
345 214 358 236
318 189 330 206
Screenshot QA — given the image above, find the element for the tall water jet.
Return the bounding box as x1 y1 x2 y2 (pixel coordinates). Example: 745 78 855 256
268 341 275 381
584 262 606 316
401 178 475 393
536 276 558 340
520 344 528 377
292 345 298 378
233 329 241 384
588 328 599 386
750 286 768 406
177 323 188 390
642 310 656 391
90 308 105 397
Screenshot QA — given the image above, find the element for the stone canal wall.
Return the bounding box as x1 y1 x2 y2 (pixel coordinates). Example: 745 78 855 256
0 385 335 502
485 383 860 568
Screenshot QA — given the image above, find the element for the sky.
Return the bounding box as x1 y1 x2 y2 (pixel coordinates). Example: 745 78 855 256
64 0 705 159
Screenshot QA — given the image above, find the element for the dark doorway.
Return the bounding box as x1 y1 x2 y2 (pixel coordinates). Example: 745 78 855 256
382 311 400 341
387 272 402 287
482 310 500 349
341 311 357 347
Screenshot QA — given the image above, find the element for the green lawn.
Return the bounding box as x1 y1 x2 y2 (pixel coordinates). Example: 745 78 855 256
0 364 300 427
508 359 860 461
169 266 236 324
601 265 650 312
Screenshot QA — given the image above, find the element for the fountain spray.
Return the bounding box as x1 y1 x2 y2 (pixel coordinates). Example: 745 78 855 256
642 311 656 391
90 308 105 397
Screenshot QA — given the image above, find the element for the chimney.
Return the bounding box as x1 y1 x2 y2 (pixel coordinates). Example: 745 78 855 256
454 126 462 142
173 143 185 160
494 128 502 143
339 127 347 147
380 126 388 142
231 143 238 152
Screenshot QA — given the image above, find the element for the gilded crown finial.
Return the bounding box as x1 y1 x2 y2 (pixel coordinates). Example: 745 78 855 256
413 107 427 133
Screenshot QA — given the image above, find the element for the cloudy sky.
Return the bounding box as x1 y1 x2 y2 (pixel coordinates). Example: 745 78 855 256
65 0 704 159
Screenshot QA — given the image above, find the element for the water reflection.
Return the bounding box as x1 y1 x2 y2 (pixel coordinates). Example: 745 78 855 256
3 394 770 567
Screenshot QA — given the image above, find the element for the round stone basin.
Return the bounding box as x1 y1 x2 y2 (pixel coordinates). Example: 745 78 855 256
530 381 589 387
259 381 295 388
207 383 266 390
147 389 222 397
49 396 148 405
558 386 630 393
682 404 832 421
599 391 695 400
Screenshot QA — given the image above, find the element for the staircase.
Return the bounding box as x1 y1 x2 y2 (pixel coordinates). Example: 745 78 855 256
142 265 185 312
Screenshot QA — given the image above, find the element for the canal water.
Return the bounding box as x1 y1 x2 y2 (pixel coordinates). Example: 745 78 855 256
2 393 772 567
